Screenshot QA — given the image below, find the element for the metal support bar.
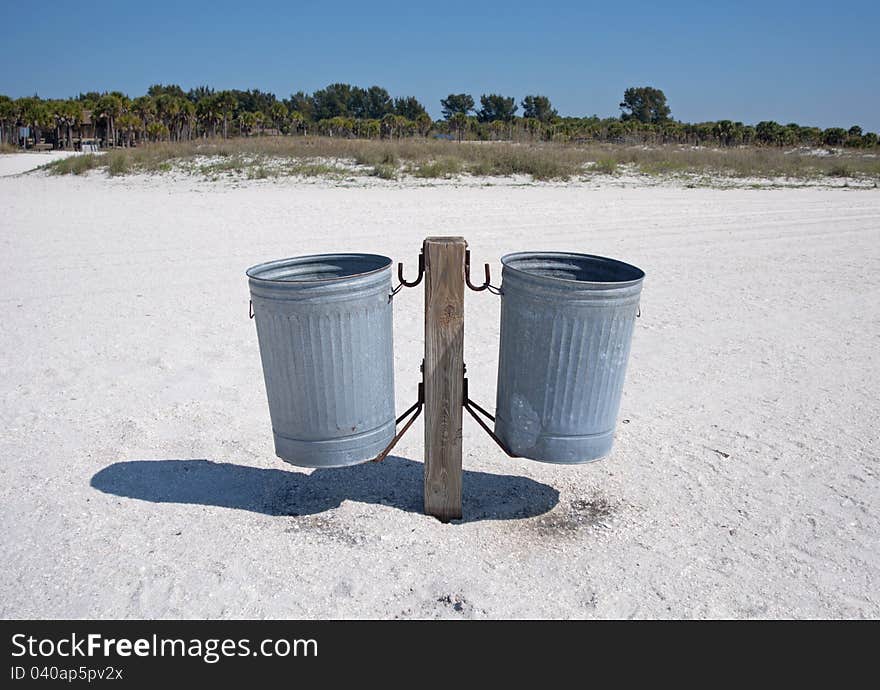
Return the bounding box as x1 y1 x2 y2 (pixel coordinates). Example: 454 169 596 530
462 377 518 458
371 382 424 463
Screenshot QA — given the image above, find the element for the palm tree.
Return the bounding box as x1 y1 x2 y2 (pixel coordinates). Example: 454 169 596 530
359 118 380 139
47 100 64 148
113 92 131 144
155 94 181 141
17 97 52 147
522 117 538 140
94 93 123 147
415 112 432 137
238 111 257 136
0 95 14 145
131 96 156 144
215 91 237 139
288 110 306 136
268 102 287 132
450 112 467 142
54 99 83 149
179 99 196 140
116 112 140 147
146 121 169 141
380 112 396 139
196 95 219 138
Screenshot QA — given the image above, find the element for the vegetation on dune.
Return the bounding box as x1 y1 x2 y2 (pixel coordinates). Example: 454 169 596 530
590 158 619 175
5 81 876 183
39 136 880 183
44 153 103 175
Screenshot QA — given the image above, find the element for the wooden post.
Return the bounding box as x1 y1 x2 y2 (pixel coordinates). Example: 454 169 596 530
423 237 465 521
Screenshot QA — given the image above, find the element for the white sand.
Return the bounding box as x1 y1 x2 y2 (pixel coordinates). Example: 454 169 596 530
0 151 82 177
1 158 878 618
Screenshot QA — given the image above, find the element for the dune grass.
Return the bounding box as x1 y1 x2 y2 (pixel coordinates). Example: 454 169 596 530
410 157 463 178
44 153 104 175
38 136 880 183
590 158 618 175
371 163 398 180
106 151 130 176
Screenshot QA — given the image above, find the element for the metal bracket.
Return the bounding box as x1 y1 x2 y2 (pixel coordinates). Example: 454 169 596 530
462 376 517 458
398 252 425 286
465 250 502 295
371 381 424 463
390 252 425 301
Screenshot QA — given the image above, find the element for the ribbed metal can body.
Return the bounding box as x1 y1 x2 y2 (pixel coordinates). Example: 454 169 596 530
247 254 395 468
494 252 644 463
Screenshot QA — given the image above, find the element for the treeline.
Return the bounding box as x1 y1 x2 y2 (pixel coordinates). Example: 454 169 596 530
1 84 876 150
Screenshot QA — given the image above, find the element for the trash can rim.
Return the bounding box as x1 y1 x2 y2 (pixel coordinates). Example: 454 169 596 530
500 251 645 287
246 253 392 284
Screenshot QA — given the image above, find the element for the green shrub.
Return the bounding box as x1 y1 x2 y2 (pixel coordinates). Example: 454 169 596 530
354 149 397 167
468 160 493 177
45 154 102 175
107 152 130 176
371 163 398 180
591 158 618 175
470 148 576 180
638 159 688 175
413 158 462 178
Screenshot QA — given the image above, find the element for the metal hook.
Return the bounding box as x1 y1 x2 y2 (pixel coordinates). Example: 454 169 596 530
465 250 491 292
465 250 502 294
249 300 255 319
397 253 424 288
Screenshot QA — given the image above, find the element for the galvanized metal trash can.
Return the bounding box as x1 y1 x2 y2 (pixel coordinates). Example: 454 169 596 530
247 254 395 468
494 252 645 463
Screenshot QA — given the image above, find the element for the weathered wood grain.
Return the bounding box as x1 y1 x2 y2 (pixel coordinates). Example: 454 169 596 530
423 237 465 521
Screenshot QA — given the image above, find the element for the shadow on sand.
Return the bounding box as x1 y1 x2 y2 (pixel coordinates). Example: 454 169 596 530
90 456 558 523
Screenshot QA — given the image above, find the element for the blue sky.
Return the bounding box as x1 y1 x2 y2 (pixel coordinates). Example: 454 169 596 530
3 0 878 130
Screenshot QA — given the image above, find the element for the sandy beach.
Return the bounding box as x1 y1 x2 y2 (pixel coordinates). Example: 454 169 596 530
1 154 878 618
